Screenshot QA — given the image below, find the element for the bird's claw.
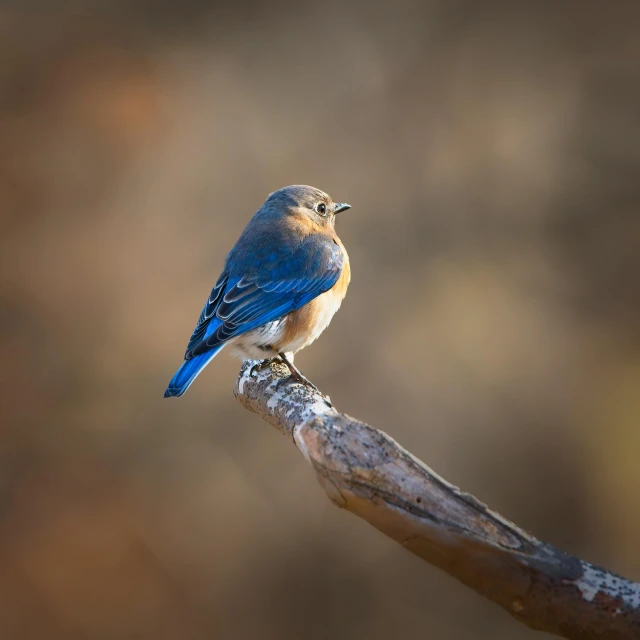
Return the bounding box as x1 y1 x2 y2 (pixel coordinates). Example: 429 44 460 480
249 358 273 378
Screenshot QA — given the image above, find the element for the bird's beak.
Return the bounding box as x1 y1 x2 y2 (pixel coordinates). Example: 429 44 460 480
333 203 351 215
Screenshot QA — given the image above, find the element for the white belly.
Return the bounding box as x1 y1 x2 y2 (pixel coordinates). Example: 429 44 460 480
228 287 344 360
229 317 287 360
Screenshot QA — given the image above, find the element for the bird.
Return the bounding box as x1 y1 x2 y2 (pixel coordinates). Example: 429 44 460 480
164 185 351 398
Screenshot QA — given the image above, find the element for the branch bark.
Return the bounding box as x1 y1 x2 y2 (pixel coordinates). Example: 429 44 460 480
234 360 640 640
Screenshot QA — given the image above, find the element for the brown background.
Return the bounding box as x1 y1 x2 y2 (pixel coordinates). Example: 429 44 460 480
1 1 640 638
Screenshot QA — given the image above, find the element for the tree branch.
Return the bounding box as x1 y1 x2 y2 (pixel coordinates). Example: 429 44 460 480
234 360 640 640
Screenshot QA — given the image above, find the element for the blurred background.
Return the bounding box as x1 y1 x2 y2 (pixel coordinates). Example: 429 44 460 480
1 1 640 638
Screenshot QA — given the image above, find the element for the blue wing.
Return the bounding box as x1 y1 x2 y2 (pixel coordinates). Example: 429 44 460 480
188 233 343 357
164 232 343 397
184 271 228 356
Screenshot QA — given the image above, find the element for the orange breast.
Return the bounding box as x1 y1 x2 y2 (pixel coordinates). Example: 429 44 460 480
278 241 350 354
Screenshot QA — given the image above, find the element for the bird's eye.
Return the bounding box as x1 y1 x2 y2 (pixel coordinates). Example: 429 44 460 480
316 203 327 215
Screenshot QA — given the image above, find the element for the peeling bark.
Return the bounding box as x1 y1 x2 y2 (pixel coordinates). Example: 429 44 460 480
234 360 640 640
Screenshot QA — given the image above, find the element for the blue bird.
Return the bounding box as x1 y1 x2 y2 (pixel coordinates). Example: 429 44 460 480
164 185 351 398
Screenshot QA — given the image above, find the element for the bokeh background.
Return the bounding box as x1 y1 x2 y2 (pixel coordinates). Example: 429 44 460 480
2 1 640 638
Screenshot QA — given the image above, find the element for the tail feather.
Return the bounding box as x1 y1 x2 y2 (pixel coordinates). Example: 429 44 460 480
164 345 224 398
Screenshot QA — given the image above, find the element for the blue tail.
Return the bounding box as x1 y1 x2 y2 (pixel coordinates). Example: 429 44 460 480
164 345 224 398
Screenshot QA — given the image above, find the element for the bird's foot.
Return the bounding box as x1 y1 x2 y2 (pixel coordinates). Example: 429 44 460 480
249 358 275 378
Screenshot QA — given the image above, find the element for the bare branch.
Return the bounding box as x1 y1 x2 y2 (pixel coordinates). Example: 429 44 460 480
234 360 640 640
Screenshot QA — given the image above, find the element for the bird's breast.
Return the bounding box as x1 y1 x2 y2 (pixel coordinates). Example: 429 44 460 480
278 247 350 354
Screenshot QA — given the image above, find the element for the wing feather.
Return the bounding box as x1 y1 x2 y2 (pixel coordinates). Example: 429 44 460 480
184 234 343 359
184 273 228 355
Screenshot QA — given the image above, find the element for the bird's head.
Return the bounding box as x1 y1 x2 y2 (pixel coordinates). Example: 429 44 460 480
264 185 351 229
